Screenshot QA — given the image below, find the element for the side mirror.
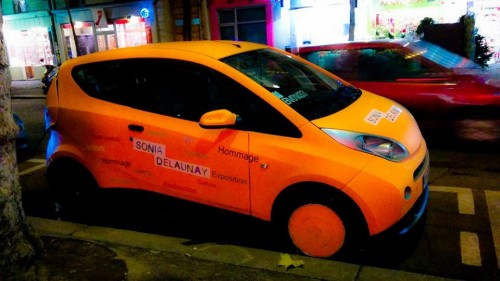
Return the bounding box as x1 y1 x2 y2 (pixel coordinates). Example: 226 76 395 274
199 109 238 128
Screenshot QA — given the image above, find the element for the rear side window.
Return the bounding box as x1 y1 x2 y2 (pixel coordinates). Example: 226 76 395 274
72 59 229 121
72 58 301 138
304 48 428 81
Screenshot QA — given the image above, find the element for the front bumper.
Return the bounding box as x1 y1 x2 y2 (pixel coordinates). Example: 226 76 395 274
380 164 430 236
393 182 429 235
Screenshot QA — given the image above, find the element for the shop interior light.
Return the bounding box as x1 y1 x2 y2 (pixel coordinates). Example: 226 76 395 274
126 16 141 24
74 21 84 28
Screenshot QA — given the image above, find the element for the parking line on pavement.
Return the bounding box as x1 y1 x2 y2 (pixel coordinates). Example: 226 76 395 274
430 186 475 215
19 158 46 176
460 231 482 266
27 158 46 164
485 190 500 269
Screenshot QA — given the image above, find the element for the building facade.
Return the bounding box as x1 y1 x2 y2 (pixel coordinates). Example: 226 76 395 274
2 0 174 80
3 0 498 80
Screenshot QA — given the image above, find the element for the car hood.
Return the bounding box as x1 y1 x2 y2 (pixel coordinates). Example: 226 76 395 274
311 91 424 154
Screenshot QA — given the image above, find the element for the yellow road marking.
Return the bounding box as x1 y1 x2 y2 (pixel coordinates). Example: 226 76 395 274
19 158 46 176
27 158 46 164
430 186 475 215
485 190 500 269
460 231 482 266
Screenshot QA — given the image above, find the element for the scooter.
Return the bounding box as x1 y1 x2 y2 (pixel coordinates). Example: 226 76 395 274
41 64 58 95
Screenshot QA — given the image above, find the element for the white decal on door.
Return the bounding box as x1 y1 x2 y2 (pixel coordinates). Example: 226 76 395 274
132 137 211 178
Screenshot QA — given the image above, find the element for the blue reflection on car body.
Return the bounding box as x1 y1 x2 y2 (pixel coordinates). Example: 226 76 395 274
13 113 29 155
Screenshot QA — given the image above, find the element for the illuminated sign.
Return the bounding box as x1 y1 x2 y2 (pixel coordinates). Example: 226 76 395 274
140 8 150 19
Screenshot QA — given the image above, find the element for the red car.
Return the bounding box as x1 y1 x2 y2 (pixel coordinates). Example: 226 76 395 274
298 40 500 143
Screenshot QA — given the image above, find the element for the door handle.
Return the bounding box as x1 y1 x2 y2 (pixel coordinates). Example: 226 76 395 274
128 124 144 132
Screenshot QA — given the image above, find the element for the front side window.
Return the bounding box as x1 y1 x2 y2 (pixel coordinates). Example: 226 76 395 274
222 49 361 120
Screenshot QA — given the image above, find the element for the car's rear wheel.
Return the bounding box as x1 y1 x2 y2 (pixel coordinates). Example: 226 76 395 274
47 159 98 218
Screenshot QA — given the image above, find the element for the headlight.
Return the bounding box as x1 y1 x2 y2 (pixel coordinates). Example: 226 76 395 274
323 129 409 162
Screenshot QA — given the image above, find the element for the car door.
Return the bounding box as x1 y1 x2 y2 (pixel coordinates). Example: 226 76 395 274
120 59 251 213
68 60 140 189
208 74 306 219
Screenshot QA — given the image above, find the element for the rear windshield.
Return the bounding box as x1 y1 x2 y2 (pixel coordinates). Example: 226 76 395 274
221 49 361 120
407 40 479 69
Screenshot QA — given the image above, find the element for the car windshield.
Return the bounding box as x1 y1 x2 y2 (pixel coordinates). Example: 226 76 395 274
405 40 479 69
221 49 361 120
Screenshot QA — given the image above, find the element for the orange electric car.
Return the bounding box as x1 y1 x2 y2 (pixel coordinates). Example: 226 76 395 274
45 40 429 258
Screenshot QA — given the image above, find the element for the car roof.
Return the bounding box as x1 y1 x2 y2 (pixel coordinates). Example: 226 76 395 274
297 39 408 54
61 40 268 67
135 40 267 59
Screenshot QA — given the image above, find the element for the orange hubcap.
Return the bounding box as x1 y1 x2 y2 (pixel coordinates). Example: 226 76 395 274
288 204 345 258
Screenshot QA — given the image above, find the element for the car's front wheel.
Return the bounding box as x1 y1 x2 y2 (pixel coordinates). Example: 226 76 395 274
288 203 346 258
274 190 366 258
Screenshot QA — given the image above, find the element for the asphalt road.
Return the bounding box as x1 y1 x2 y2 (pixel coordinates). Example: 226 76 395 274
11 84 500 281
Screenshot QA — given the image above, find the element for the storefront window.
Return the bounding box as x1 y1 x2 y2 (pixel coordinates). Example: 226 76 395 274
115 16 148 48
372 0 456 40
472 0 500 64
4 27 54 79
5 27 53 66
62 22 96 58
290 3 350 47
62 16 150 58
96 24 117 51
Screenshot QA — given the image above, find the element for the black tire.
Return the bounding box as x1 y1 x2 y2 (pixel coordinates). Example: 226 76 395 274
47 159 99 219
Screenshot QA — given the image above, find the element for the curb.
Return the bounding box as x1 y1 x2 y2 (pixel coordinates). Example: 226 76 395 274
11 95 46 99
28 217 456 281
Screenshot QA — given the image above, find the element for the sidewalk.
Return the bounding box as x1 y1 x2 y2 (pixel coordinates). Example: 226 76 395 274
10 79 46 99
28 217 456 281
